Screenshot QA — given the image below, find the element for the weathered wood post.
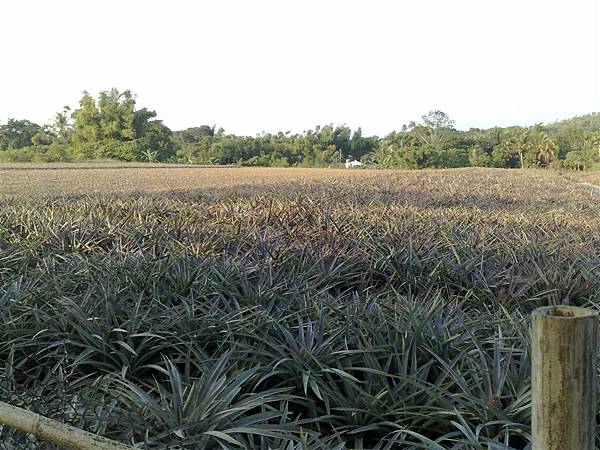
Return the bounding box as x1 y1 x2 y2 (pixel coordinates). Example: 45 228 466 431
532 305 598 450
0 401 134 450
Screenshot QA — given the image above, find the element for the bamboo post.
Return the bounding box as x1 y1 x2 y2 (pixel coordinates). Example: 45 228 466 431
531 305 598 450
0 401 134 450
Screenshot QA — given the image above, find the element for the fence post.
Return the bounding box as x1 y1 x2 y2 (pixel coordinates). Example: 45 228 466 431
531 305 598 450
0 401 134 450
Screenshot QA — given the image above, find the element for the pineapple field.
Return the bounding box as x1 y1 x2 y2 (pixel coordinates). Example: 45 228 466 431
1 166 599 449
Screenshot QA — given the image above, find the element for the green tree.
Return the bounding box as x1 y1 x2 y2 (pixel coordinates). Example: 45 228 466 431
502 128 529 169
575 133 600 170
372 139 396 167
528 128 558 166
98 88 136 140
31 128 54 146
71 92 101 146
52 106 72 142
435 147 469 168
410 110 456 149
469 145 491 167
350 127 378 160
70 89 175 161
0 119 41 150
563 151 585 170
490 145 514 168
174 125 215 146
140 121 175 160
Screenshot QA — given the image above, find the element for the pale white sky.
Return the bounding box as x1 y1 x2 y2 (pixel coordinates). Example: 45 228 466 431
1 0 598 135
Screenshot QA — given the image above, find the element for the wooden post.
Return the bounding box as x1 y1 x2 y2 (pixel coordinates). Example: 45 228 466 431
532 305 598 450
0 401 134 450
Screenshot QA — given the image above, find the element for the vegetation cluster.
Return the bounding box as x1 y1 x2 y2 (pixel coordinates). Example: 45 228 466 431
1 168 600 448
1 89 599 170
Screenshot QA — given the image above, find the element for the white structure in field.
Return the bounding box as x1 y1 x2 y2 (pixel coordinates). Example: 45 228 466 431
345 159 363 169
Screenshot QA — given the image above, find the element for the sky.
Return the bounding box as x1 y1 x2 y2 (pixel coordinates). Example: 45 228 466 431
0 0 598 136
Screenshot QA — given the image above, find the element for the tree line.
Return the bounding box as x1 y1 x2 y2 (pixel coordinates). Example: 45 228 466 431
1 88 599 170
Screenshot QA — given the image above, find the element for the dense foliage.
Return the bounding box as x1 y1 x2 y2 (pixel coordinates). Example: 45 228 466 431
1 89 598 169
0 90 173 163
1 168 600 448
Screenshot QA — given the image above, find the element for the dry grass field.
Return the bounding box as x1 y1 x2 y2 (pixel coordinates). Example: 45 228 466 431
1 165 600 449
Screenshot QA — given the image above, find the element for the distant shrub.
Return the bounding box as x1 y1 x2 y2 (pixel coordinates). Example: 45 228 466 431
563 151 584 170
0 143 73 163
73 142 100 160
491 145 514 168
240 154 290 167
435 147 469 168
469 146 491 167
270 156 290 167
101 139 144 161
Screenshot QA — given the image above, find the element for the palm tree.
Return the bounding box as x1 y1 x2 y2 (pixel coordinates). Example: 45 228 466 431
529 130 557 166
52 105 72 141
374 140 395 167
502 128 529 168
580 133 600 170
587 132 600 159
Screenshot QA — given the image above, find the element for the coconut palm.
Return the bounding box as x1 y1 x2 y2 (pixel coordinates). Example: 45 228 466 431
529 130 558 166
502 128 529 168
